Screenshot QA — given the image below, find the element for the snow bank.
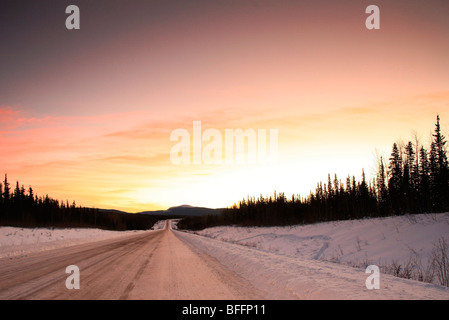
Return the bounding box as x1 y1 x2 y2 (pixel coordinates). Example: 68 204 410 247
0 226 149 259
192 213 449 285
175 227 449 300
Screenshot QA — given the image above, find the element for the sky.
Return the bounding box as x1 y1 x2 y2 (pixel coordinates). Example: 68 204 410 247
1 0 448 212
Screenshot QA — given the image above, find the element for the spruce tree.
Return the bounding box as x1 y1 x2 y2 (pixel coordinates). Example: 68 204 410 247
3 174 10 202
430 115 449 210
377 156 389 215
418 146 431 212
14 181 20 201
388 143 403 214
403 141 417 212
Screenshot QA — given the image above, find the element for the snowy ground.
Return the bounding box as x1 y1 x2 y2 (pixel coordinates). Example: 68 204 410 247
189 213 449 286
0 222 174 259
175 227 449 299
1 214 448 299
0 227 151 259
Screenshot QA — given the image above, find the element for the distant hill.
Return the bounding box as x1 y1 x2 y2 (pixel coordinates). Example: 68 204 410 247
97 208 130 215
138 205 224 217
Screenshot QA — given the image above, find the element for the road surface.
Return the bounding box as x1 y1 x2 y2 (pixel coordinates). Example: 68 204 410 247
0 221 261 300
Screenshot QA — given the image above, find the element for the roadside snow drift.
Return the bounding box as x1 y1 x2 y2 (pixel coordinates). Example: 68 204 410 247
0 225 158 259
175 226 449 300
191 213 449 287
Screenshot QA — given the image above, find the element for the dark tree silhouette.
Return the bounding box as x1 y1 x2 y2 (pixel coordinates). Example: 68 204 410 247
3 174 10 202
388 143 404 214
0 176 179 231
377 156 389 215
178 115 449 230
418 146 431 212
429 115 449 211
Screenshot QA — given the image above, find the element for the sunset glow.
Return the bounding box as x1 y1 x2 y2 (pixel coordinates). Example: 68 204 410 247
1 0 448 212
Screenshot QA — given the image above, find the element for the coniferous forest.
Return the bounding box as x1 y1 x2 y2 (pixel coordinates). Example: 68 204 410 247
2 116 448 231
0 178 172 231
178 115 449 230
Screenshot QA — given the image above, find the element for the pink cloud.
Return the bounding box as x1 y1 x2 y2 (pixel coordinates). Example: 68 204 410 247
0 106 22 129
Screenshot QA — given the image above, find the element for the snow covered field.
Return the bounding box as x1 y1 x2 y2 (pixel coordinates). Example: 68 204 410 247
0 220 168 259
0 227 151 259
190 213 449 286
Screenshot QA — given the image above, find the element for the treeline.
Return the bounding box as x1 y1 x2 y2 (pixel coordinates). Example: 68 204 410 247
0 177 168 231
178 115 449 230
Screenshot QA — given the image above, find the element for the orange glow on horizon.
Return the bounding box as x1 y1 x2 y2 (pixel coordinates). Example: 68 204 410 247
2 92 449 213
1 1 448 212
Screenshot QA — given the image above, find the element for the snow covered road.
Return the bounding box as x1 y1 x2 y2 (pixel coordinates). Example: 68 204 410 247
0 221 259 299
1 218 448 299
